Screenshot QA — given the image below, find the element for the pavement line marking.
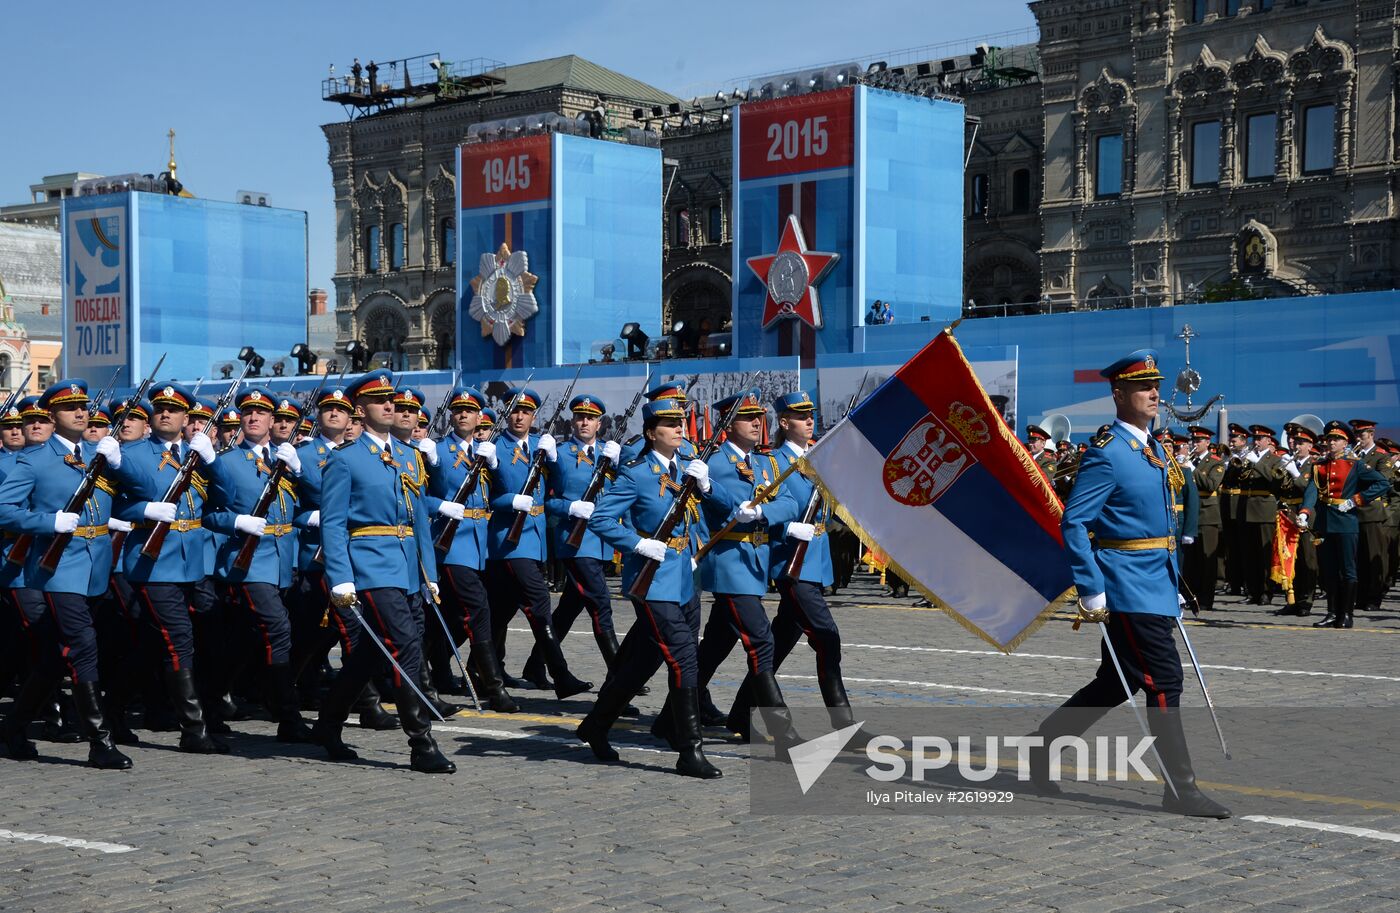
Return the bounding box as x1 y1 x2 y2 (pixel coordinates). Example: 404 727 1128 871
1205 784 1400 814
436 724 751 761
777 673 1069 699
841 643 1400 682
0 829 136 854
1242 815 1400 842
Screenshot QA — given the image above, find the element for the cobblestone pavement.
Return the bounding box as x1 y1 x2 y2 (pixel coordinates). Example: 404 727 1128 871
4 576 1400 912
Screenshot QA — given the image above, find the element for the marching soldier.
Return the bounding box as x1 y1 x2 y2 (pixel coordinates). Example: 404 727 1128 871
1029 350 1229 817
310 371 454 773
486 387 591 699
270 397 302 446
184 398 215 443
205 386 314 743
1026 424 1057 483
1184 426 1226 611
577 397 726 778
424 386 518 712
287 386 398 730
687 391 802 755
1221 423 1250 596
1299 422 1389 629
0 379 132 768
215 405 241 449
109 381 228 753
1159 429 1199 551
83 404 112 442
539 393 625 676
1349 419 1394 612
1237 425 1281 605
475 407 496 440
726 391 862 737
1273 424 1319 616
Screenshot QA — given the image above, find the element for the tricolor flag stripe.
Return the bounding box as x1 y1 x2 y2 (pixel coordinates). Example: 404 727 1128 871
801 330 1074 653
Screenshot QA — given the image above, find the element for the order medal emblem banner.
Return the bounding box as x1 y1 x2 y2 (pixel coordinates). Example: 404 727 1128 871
801 331 1073 651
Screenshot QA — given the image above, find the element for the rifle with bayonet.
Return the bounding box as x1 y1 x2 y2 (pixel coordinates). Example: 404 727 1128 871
564 365 651 548
429 368 460 439
433 374 535 555
0 371 33 420
627 375 753 600
230 370 332 572
89 366 122 416
26 356 166 573
783 374 868 581
140 362 254 559
504 366 583 544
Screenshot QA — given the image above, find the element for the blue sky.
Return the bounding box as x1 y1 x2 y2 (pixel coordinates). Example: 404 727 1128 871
2 0 1034 294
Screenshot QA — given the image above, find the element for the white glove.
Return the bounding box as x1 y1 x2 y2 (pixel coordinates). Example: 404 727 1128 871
108 517 133 533
736 500 764 523
274 442 301 475
1297 513 1310 530
417 437 439 467
53 512 79 534
1282 458 1300 478
438 501 465 521
306 510 321 528
330 582 358 608
568 500 595 520
95 435 121 468
142 501 178 524
426 581 439 600
1181 536 1195 546
683 459 710 493
511 494 534 513
634 538 667 562
474 440 498 469
189 431 216 465
537 434 558 462
691 557 699 571
788 522 815 542
601 440 621 463
1246 449 1263 464
1337 499 1354 513
234 514 267 537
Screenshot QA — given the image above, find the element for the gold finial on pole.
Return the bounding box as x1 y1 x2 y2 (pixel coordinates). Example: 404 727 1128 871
167 128 177 177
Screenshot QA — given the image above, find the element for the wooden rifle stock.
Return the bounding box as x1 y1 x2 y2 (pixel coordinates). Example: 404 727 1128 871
565 454 613 547
504 450 548 544
625 474 700 601
232 461 290 572
38 452 114 573
781 485 823 580
433 458 487 554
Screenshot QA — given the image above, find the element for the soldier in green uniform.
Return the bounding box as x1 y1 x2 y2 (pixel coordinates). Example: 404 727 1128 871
1234 425 1282 605
1350 420 1395 612
1273 424 1319 616
1026 424 1058 483
1184 426 1225 611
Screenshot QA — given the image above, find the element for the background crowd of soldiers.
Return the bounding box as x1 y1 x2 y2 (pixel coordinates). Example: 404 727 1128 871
1027 417 1400 627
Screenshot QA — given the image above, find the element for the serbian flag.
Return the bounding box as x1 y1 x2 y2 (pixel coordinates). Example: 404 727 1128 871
802 330 1073 651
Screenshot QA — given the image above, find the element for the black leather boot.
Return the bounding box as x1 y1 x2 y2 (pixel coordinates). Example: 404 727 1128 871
597 629 647 696
725 676 754 741
165 668 228 754
650 694 679 750
268 663 315 743
73 681 133 769
1337 580 1357 629
698 687 727 727
749 671 803 761
576 678 634 762
397 678 455 774
819 672 874 748
672 686 722 779
520 651 553 691
0 668 54 760
354 681 399 729
41 690 84 743
101 666 140 746
468 643 519 713
311 669 361 762
417 661 463 718
1151 708 1230 818
1313 587 1338 627
529 618 591 699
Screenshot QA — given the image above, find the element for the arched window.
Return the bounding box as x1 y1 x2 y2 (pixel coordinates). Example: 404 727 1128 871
389 222 405 270
707 205 722 244
440 218 456 266
365 225 381 273
675 209 690 246
0 353 11 391
970 174 988 216
1011 169 1031 213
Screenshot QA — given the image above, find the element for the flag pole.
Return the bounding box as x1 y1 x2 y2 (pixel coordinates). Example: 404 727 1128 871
691 459 803 561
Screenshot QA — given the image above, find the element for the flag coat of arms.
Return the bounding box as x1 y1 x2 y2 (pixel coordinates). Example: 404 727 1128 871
802 331 1073 651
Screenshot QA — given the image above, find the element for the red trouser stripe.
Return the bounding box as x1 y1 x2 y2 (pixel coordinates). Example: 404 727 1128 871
1118 614 1166 710
43 592 79 686
638 600 681 689
725 595 761 675
363 590 402 688
136 585 182 672
239 585 274 666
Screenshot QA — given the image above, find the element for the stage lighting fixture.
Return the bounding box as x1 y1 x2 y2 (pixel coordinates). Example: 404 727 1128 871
715 91 726 102
867 61 887 74
917 62 932 77
632 107 645 119
345 340 371 372
619 322 649 360
291 343 318 375
237 346 265 377
651 105 664 118
429 58 442 71
667 102 682 115
941 59 956 73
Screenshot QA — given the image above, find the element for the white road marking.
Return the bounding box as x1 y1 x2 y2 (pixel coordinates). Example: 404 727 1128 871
0 828 137 854
1243 816 1400 843
778 673 1068 699
436 724 752 761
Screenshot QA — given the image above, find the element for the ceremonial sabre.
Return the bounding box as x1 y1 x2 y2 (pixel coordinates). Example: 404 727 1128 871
1175 617 1231 759
1097 621 1178 800
418 557 481 713
342 600 446 722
